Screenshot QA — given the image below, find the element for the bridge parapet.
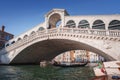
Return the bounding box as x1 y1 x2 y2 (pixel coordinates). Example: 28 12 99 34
59 28 120 37
0 28 120 55
47 28 58 33
109 30 120 37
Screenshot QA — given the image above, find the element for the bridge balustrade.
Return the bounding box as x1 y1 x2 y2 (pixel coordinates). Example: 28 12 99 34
47 28 58 33
109 30 120 37
59 28 73 33
96 30 107 36
29 33 37 41
89 29 107 36
73 28 89 34
37 30 46 35
60 28 107 36
1 28 120 54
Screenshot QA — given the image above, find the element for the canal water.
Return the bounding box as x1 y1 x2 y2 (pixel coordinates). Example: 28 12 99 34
0 65 106 80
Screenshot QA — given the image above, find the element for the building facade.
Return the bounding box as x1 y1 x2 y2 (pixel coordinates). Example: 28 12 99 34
54 50 105 63
0 25 14 49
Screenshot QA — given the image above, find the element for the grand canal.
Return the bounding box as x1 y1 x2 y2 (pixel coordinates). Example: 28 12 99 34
0 65 100 80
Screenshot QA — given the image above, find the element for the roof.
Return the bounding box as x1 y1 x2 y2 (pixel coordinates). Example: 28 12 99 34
0 30 14 36
45 8 69 17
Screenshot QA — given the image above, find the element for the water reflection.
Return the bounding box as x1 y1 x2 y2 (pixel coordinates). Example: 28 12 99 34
0 65 107 80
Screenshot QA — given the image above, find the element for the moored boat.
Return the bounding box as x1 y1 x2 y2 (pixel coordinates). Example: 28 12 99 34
53 61 87 67
103 61 120 76
93 66 106 77
93 61 106 77
93 61 120 78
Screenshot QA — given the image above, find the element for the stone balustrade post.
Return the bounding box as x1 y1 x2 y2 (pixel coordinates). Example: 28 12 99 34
46 29 48 34
72 28 74 33
93 30 97 35
57 28 60 33
87 29 91 34
106 30 109 36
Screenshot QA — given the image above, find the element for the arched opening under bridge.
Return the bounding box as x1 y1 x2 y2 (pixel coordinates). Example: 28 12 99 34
10 39 114 64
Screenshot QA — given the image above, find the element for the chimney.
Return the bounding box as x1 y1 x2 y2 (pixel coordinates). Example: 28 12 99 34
2 25 5 32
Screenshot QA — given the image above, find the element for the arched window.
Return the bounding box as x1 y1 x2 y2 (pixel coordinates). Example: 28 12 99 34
78 20 90 28
66 20 76 28
56 20 61 28
92 20 105 29
108 20 120 30
30 31 35 35
11 41 15 44
23 35 28 39
6 44 9 47
38 27 45 31
17 38 21 41
48 13 61 29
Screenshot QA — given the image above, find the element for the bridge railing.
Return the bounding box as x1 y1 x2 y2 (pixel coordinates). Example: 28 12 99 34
89 29 107 36
47 28 58 33
1 28 120 54
37 30 46 35
109 30 120 37
59 28 107 36
59 28 120 37
59 28 73 33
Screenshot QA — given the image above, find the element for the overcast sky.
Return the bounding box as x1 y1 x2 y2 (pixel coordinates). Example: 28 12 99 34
0 0 120 36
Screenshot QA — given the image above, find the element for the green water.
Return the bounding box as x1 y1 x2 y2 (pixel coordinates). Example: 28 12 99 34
0 65 95 80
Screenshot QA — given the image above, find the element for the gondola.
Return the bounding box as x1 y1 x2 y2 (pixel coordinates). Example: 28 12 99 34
53 61 88 67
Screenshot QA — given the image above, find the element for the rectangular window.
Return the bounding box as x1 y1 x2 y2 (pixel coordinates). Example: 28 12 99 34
5 35 10 41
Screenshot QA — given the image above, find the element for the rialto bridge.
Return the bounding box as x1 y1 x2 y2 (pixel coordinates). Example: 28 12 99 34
0 9 120 64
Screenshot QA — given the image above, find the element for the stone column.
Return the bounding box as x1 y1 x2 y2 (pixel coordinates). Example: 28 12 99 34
61 12 65 28
45 16 49 29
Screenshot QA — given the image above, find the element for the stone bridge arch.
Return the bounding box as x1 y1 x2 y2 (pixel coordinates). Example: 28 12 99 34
10 38 116 64
1 28 120 64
